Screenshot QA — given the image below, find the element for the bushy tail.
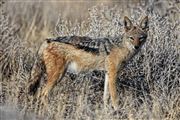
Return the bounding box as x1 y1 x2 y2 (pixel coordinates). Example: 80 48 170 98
28 41 49 95
28 54 45 95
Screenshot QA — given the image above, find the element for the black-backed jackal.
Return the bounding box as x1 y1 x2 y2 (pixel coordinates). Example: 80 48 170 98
28 16 149 109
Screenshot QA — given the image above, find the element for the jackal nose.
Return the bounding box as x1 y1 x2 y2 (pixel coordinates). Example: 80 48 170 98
135 46 139 49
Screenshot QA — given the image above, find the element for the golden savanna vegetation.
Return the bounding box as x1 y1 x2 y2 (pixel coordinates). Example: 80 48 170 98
0 0 179 119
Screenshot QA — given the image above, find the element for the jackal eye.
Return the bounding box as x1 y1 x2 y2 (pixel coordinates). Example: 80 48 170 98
139 36 146 41
129 37 134 40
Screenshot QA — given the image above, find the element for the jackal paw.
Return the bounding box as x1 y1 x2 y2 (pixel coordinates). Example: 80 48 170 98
112 101 119 110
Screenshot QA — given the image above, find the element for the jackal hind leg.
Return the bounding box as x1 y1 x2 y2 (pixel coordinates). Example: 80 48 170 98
41 55 66 103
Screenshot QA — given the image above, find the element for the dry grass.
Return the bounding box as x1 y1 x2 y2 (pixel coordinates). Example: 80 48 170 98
0 0 180 120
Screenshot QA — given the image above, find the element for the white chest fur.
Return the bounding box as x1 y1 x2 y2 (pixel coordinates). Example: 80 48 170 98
67 61 79 74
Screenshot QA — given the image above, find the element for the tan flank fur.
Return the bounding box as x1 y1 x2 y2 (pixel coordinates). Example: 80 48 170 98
28 16 149 109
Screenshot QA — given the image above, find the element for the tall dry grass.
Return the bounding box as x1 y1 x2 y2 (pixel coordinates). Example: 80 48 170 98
0 0 180 120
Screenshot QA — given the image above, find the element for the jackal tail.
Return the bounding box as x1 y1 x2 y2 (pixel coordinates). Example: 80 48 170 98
28 41 48 95
28 56 44 95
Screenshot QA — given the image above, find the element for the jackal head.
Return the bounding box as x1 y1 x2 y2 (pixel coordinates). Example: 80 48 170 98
123 16 148 51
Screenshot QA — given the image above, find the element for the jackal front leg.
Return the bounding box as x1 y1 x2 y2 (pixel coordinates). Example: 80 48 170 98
107 66 118 109
103 72 109 106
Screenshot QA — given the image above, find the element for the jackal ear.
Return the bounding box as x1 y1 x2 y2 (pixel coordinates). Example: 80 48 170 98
124 16 133 32
140 16 149 30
